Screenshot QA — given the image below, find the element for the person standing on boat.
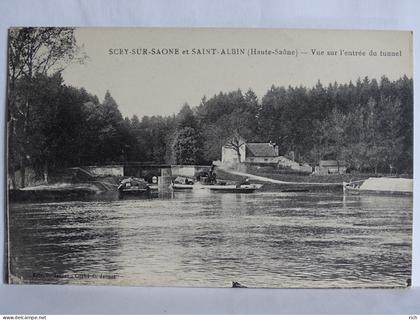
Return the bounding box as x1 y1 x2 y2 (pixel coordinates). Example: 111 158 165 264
208 164 217 184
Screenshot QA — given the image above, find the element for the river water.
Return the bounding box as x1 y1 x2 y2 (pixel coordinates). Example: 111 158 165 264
8 191 412 288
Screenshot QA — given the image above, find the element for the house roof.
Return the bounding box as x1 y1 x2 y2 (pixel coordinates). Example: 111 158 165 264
246 143 278 157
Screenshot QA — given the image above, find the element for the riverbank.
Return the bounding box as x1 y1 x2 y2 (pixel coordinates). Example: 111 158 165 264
9 164 408 202
214 167 386 193
9 183 103 202
8 172 121 202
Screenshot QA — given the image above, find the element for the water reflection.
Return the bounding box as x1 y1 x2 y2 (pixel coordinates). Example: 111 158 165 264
9 192 412 288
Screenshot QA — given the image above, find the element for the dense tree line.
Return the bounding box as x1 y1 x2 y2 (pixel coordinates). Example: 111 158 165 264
8 72 136 187
9 74 413 188
256 77 413 174
168 76 412 175
8 28 413 188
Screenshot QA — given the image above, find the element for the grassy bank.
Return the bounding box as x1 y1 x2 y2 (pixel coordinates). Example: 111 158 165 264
9 172 122 202
215 167 374 193
9 184 101 202
245 166 372 183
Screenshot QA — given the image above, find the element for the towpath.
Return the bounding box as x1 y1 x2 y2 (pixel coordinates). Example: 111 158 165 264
218 168 346 186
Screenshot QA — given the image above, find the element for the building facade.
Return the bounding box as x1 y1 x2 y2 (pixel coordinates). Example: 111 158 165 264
314 160 347 174
221 142 279 164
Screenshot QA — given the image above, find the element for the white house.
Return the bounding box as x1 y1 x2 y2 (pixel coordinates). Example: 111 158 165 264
221 140 313 173
222 142 279 164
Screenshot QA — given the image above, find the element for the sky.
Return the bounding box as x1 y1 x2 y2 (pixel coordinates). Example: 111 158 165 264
62 28 413 118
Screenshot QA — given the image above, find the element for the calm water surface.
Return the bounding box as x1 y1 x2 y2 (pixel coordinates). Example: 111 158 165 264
9 191 412 288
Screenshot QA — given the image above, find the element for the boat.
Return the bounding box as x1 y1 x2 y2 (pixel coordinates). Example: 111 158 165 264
344 177 412 196
171 176 263 193
171 183 194 190
171 176 195 190
195 183 263 193
117 177 151 199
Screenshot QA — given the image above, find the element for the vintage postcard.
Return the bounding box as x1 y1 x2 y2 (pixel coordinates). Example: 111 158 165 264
6 27 413 288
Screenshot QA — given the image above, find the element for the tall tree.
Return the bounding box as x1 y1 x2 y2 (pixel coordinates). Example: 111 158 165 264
223 131 246 163
177 103 197 128
173 127 203 164
8 27 85 187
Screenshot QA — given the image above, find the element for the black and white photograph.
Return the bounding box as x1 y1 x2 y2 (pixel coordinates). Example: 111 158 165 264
6 27 413 288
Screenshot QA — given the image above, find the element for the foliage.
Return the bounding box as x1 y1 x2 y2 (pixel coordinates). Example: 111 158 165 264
173 127 203 165
7 29 413 187
7 27 86 187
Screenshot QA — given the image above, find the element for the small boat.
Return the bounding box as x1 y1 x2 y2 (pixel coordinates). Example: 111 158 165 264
194 183 263 193
117 177 150 199
171 176 263 193
344 177 412 196
171 176 195 190
172 183 194 190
